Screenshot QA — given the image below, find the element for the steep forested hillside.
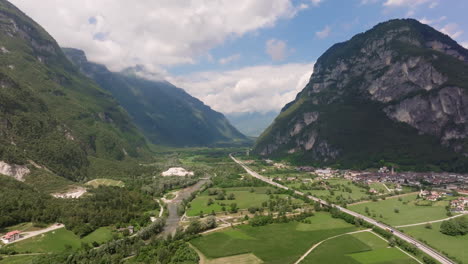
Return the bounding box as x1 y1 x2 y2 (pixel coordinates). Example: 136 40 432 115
63 48 250 147
0 0 149 181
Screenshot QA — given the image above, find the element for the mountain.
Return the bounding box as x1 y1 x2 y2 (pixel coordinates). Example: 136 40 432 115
254 19 468 172
0 0 149 182
226 111 278 137
63 48 249 147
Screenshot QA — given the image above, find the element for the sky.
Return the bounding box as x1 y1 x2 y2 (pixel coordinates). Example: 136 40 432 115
9 0 468 115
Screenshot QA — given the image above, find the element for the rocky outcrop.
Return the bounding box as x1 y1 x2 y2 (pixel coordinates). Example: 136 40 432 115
0 161 30 181
254 19 468 169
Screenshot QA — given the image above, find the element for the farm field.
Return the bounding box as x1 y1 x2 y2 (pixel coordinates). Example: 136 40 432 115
349 194 449 226
401 222 468 263
302 231 418 264
186 187 303 216
288 178 372 204
85 178 125 188
190 212 359 264
0 255 36 264
7 227 113 253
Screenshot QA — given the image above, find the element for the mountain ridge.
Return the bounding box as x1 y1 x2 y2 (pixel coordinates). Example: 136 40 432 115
254 18 468 172
63 48 250 147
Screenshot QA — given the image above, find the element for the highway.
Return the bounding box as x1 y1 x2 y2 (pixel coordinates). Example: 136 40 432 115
230 154 456 264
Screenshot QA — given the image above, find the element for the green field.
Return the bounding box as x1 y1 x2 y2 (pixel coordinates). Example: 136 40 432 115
288 178 372 204
7 227 113 253
191 212 359 264
0 255 37 264
302 231 417 264
349 194 449 225
402 222 468 263
85 178 125 188
186 187 303 216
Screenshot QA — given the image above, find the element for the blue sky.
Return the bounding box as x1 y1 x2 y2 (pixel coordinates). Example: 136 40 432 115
10 0 468 114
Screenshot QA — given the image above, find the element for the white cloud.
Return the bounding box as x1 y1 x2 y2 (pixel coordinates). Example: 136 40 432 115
266 39 288 61
418 16 446 25
383 0 431 7
440 23 463 39
10 0 304 72
310 0 323 6
461 42 468 49
316 25 331 39
168 63 314 114
219 54 241 65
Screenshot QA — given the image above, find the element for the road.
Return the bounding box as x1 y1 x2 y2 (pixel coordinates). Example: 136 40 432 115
395 212 468 228
8 224 64 244
293 229 370 264
230 154 456 264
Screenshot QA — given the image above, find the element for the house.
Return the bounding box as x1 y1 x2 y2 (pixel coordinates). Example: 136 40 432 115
419 190 430 198
426 195 439 202
369 188 379 194
1 230 21 244
450 197 468 212
117 226 134 235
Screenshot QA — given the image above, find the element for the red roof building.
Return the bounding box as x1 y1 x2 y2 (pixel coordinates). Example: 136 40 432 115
1 230 21 243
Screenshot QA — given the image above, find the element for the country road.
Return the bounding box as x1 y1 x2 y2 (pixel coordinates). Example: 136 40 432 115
395 212 468 228
230 154 456 264
8 224 64 245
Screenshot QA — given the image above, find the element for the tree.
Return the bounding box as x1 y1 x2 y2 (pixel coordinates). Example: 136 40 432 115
394 208 399 213
229 203 238 213
227 193 235 200
207 198 214 206
425 223 432 229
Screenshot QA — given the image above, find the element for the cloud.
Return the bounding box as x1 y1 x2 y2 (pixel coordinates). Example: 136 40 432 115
219 54 241 65
316 25 331 39
417 16 446 25
10 0 304 72
266 39 288 61
168 63 314 114
439 23 463 39
383 0 431 7
461 42 468 49
310 0 323 6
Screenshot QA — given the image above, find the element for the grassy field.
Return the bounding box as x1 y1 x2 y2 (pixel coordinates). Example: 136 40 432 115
349 194 449 226
302 231 418 264
85 178 125 188
191 212 359 264
288 178 372 204
186 187 303 216
402 222 468 263
7 227 113 253
0 255 37 264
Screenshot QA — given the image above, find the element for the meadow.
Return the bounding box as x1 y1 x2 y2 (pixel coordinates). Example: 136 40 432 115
349 194 449 226
190 212 359 264
6 227 113 253
186 187 303 216
402 222 468 263
302 231 418 264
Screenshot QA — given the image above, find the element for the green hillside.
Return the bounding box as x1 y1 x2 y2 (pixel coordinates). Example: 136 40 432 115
0 0 149 181
63 48 250 147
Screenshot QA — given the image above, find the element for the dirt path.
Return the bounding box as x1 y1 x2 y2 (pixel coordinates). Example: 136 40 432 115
395 212 468 228
8 224 64 244
370 231 423 264
382 183 392 192
160 179 209 237
293 229 371 264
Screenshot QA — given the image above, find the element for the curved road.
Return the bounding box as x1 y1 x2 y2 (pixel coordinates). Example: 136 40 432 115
230 154 455 264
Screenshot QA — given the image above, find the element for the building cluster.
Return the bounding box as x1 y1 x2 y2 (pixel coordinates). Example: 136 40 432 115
1 230 21 244
450 197 468 212
418 190 444 201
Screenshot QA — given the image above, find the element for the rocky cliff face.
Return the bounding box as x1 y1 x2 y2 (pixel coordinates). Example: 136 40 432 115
254 19 468 171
